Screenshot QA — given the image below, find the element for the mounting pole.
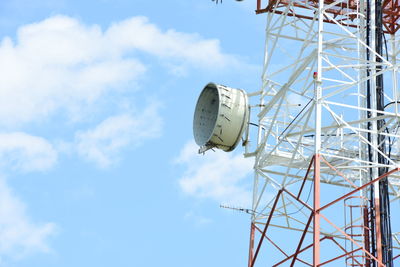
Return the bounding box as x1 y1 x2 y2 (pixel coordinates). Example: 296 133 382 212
313 0 324 264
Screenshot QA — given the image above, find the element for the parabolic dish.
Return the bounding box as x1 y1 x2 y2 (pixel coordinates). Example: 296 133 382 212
193 82 249 152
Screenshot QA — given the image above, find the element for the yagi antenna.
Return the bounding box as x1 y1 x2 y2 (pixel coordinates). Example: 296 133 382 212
220 204 254 215
212 0 244 3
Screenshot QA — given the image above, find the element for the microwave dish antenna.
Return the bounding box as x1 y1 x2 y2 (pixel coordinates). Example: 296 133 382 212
193 82 249 153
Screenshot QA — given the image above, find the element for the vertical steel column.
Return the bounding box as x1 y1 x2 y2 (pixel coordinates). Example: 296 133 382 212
248 223 255 267
314 0 324 264
315 0 323 155
391 35 398 116
375 195 384 263
314 155 321 266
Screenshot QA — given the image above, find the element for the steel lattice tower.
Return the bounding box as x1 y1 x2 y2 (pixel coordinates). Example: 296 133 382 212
244 0 400 266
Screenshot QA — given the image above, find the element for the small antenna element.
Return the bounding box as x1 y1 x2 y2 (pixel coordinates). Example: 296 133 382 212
212 0 244 3
220 204 254 215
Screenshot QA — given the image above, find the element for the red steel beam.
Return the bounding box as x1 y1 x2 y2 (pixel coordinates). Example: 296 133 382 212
254 225 313 266
328 237 364 266
320 213 386 266
313 154 321 266
318 168 400 212
283 187 313 211
250 190 282 267
254 225 289 257
290 212 314 266
272 236 330 266
363 207 372 267
319 247 363 266
297 155 314 199
256 0 400 33
375 192 384 264
248 223 255 267
320 155 357 189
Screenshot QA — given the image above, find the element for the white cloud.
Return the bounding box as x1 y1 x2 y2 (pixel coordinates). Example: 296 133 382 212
75 104 162 168
0 15 240 127
0 132 57 172
0 14 241 260
0 176 56 259
0 15 145 126
105 16 240 68
176 141 253 206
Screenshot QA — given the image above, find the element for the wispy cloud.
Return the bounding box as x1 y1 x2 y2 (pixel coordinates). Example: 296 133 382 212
0 16 145 126
176 141 253 207
0 14 246 170
0 14 245 261
0 15 243 127
105 16 241 69
0 132 57 172
0 176 56 260
75 104 162 168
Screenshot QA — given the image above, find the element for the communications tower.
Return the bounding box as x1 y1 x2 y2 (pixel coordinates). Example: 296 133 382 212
193 0 400 265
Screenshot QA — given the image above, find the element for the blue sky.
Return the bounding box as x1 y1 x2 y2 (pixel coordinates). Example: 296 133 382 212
0 1 266 266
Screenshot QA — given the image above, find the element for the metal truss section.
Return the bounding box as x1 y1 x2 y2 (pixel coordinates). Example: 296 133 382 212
246 0 400 265
256 0 400 34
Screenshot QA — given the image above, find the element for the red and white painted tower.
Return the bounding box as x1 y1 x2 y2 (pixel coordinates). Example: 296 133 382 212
195 0 400 265
245 0 400 265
